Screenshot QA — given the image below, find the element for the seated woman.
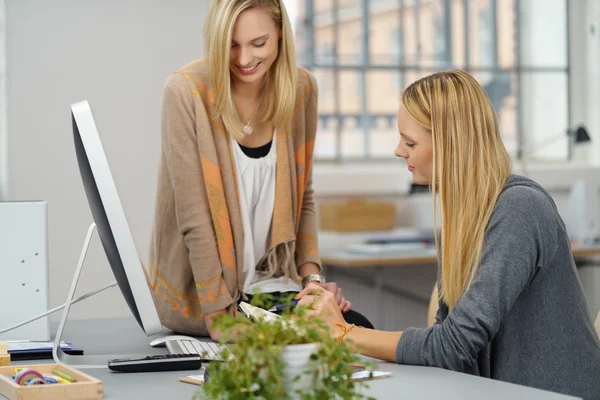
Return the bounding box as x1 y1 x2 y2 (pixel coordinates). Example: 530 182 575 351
297 69 600 400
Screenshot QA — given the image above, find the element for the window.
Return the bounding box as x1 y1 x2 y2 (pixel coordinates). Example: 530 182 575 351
291 0 570 162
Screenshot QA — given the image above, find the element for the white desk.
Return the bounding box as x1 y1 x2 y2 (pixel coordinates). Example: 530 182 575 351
6 317 580 399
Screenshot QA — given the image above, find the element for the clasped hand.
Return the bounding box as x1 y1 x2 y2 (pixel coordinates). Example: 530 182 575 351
295 282 349 334
311 281 352 313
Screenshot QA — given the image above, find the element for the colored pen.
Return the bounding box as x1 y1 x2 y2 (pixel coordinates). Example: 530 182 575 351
52 369 76 382
267 299 299 313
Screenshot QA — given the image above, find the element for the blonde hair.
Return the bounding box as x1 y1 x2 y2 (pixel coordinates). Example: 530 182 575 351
204 0 297 140
402 70 511 308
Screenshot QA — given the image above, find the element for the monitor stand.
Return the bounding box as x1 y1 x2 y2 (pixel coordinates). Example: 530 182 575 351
52 222 145 369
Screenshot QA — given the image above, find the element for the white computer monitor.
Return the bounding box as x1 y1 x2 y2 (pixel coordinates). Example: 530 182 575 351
70 100 163 336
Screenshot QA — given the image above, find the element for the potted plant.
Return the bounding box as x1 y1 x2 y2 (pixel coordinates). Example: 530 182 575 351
194 294 375 400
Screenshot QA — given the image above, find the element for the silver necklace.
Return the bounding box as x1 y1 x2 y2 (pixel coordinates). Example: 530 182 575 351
242 93 264 136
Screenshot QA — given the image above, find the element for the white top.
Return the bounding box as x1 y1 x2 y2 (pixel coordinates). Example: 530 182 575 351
231 131 302 294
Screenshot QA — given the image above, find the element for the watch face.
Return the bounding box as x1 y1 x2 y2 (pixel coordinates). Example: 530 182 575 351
302 274 325 287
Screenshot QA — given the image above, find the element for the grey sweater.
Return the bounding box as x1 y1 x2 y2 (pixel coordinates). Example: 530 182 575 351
396 175 600 399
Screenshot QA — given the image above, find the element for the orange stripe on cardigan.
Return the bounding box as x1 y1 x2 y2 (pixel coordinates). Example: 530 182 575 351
295 233 319 255
200 153 236 270
295 69 312 108
269 128 295 247
294 140 315 218
148 265 200 304
149 263 223 304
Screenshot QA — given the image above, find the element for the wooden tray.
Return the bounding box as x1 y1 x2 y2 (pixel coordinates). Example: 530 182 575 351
0 363 103 400
0 342 8 367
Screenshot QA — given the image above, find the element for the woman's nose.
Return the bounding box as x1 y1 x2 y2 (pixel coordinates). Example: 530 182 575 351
394 143 407 159
239 47 252 67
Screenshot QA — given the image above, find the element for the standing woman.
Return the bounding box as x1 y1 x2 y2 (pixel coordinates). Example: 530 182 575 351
149 0 371 341
297 70 600 399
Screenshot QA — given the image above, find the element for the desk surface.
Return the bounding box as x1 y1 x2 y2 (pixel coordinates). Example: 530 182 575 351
322 244 600 267
6 317 579 400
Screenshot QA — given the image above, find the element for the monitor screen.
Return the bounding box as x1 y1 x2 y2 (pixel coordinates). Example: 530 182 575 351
71 100 162 336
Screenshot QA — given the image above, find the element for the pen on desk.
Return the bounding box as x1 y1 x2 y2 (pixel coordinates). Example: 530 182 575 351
267 299 299 313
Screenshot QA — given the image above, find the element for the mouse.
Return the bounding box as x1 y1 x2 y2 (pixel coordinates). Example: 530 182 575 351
149 335 201 348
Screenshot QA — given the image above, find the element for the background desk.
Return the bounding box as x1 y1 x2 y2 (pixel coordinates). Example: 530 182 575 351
321 244 600 329
321 243 600 267
6 318 579 400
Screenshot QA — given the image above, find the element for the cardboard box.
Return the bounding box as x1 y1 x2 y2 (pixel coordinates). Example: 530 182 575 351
319 200 396 232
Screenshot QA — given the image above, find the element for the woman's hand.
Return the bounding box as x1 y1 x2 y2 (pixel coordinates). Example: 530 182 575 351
318 282 352 313
295 282 349 338
204 308 249 343
297 284 403 363
298 263 352 312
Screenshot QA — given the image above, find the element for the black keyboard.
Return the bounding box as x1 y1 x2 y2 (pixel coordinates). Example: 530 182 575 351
107 354 202 373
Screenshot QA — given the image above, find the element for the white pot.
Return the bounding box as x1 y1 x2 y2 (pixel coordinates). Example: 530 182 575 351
281 343 321 398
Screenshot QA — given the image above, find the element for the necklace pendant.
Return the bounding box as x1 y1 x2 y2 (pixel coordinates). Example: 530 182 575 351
242 123 253 136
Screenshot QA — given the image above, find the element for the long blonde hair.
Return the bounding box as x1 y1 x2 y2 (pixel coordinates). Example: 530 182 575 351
402 70 511 308
204 0 297 140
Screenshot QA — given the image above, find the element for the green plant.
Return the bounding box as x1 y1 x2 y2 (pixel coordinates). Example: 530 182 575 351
194 294 375 400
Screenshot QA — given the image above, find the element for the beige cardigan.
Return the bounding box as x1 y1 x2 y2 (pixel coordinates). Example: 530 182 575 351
148 60 321 335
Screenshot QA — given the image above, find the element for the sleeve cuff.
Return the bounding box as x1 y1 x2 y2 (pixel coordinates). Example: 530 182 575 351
197 281 235 315
296 254 322 273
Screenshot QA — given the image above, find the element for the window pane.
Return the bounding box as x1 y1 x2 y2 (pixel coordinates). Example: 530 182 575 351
410 0 445 68
312 68 335 113
340 115 367 159
312 68 338 160
369 1 402 65
291 0 308 65
367 71 401 158
468 0 498 68
496 0 517 69
520 72 568 161
339 70 362 114
312 0 335 65
339 68 366 159
471 71 519 158
336 0 362 66
367 71 401 114
519 0 567 68
315 115 339 160
369 117 400 158
449 0 466 68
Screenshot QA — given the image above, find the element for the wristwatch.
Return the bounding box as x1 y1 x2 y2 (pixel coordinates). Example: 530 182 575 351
301 274 326 288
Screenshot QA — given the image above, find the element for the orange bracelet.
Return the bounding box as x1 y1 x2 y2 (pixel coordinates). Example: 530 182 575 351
335 323 355 342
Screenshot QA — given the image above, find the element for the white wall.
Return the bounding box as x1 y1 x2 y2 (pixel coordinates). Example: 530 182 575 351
0 0 7 200
6 0 208 320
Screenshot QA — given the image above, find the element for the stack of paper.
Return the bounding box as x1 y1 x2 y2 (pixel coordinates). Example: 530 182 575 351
6 341 83 360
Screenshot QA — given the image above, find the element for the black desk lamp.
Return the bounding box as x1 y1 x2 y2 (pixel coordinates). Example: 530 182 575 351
522 124 592 177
